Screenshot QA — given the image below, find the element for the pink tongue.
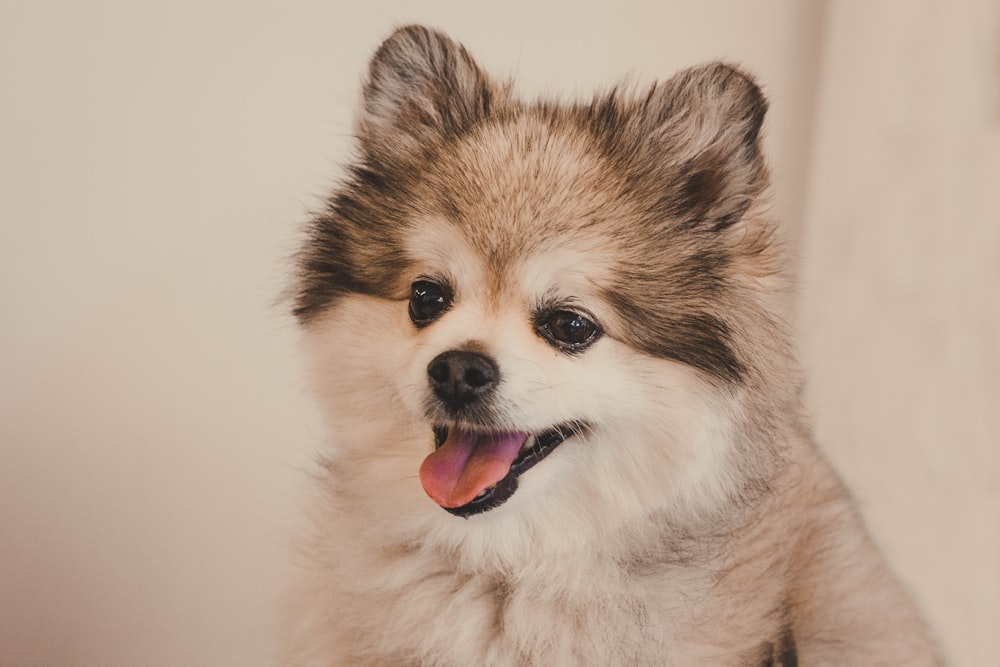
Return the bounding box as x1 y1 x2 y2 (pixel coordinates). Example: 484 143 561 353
419 428 529 508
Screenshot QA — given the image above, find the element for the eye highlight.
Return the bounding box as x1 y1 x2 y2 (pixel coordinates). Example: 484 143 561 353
535 309 602 352
409 280 452 327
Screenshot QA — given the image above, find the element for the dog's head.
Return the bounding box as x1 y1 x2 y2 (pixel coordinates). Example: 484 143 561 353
294 26 792 550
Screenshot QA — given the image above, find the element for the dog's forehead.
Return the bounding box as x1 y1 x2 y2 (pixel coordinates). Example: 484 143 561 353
436 118 623 244
409 114 625 294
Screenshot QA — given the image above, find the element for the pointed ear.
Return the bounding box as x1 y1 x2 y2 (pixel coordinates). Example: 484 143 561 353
358 25 500 160
639 62 769 229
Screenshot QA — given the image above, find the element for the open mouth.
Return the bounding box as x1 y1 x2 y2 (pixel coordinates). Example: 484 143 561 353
419 422 584 518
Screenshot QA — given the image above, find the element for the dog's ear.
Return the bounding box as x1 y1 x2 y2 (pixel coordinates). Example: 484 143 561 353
635 63 769 230
358 25 500 160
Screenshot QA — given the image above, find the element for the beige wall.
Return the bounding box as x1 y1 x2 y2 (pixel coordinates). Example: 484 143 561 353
0 1 994 665
798 3 1000 665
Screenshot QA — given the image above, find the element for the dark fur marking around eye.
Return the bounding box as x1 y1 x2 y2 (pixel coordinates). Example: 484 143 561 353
293 168 415 322
605 289 745 384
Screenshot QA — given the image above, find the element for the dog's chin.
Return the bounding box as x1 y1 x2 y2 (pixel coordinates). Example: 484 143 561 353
424 421 586 518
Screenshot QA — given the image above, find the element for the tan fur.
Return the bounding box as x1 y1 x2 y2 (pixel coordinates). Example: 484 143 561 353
286 26 940 666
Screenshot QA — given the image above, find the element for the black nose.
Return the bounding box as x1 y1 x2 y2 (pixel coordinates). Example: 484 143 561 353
427 350 499 410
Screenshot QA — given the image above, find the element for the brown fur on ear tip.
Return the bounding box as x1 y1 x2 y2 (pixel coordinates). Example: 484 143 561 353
634 62 771 231
699 62 768 147
358 24 499 157
643 61 768 159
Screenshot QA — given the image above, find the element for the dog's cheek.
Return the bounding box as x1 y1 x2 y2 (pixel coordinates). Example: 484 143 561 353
301 296 417 435
497 343 739 528
587 343 743 513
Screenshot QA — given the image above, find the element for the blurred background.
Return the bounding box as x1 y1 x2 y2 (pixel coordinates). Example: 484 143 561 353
1 1 996 665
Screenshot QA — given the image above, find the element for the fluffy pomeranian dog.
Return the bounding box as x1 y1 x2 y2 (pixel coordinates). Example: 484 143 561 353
286 25 939 666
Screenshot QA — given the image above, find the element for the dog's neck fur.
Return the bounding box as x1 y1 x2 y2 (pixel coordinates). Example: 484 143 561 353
288 434 810 665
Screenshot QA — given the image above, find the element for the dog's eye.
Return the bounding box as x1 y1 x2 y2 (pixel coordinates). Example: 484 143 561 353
409 280 452 327
536 310 601 352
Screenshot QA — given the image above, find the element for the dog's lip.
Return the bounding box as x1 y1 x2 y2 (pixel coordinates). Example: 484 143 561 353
432 421 585 518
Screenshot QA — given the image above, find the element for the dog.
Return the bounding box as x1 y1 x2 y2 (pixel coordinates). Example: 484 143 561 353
285 25 940 666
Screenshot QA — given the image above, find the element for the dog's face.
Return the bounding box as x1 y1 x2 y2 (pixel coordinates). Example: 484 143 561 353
295 27 789 552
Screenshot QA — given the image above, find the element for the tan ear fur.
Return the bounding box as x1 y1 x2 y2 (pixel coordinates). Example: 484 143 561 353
358 25 502 160
632 62 769 229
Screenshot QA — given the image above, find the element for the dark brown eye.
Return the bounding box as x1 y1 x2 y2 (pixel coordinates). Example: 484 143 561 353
536 310 601 352
409 280 452 327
